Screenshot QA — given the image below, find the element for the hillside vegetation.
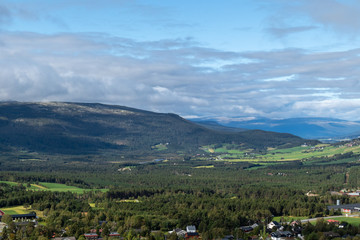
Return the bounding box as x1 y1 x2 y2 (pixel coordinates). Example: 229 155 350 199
0 102 315 158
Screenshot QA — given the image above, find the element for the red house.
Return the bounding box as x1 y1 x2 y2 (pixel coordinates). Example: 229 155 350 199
109 232 121 238
327 219 340 225
185 232 199 240
84 233 99 239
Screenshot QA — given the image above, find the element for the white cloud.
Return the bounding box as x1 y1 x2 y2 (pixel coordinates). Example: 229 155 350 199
262 74 296 82
1 31 360 120
293 98 360 120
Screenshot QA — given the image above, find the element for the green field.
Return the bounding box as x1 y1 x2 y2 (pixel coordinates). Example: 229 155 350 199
151 143 168 151
272 216 360 226
0 181 108 194
204 143 360 165
37 182 89 193
325 217 360 226
0 180 20 186
1 205 44 218
1 206 29 215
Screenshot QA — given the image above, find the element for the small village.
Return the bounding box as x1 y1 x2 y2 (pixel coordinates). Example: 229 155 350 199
2 203 360 240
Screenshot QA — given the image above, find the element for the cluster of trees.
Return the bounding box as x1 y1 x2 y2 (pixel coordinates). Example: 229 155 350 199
0 180 353 239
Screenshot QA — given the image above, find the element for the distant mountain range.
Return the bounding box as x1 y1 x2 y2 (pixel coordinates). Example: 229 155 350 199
0 102 314 156
191 117 360 140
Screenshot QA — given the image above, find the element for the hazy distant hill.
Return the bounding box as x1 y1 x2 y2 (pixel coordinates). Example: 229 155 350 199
193 120 247 132
0 102 314 155
191 117 360 140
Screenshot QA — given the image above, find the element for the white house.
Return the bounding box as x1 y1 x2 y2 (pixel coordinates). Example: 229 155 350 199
267 221 281 230
186 225 196 233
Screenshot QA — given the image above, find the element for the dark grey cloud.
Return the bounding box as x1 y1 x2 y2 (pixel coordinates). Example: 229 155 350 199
1 32 360 120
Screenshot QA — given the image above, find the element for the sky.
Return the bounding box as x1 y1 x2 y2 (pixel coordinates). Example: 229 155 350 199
1 0 360 121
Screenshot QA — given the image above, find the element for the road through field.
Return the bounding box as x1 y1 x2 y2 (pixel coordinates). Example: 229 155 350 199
286 215 360 224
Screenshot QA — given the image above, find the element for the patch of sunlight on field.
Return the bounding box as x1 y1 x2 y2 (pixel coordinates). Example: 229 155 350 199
1 206 29 215
38 182 91 193
31 184 47 189
194 165 214 169
19 159 46 162
118 199 140 203
33 210 44 218
89 203 105 210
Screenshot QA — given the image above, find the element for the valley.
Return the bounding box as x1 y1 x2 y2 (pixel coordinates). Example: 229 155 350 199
1 102 360 239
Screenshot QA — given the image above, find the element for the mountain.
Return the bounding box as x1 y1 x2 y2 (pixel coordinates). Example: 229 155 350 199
0 102 314 156
190 117 360 140
193 120 247 132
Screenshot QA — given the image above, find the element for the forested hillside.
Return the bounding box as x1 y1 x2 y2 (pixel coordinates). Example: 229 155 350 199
0 102 315 157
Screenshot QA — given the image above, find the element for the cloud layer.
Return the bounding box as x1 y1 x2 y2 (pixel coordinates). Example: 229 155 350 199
1 31 360 120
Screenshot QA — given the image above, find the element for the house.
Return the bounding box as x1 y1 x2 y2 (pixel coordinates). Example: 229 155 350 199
267 221 281 230
327 203 360 213
339 222 348 229
290 220 301 227
52 238 76 240
0 213 37 221
222 235 234 240
327 219 339 225
342 208 352 214
185 225 199 240
185 232 199 240
251 223 259 229
0 222 7 233
84 233 99 240
109 232 121 238
169 228 187 238
15 221 37 228
270 231 293 240
186 225 196 233
323 232 341 238
347 192 360 197
239 226 253 232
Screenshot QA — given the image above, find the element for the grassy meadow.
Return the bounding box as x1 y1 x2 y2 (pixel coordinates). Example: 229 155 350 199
1 206 30 215
203 143 360 165
0 181 107 193
326 217 360 226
